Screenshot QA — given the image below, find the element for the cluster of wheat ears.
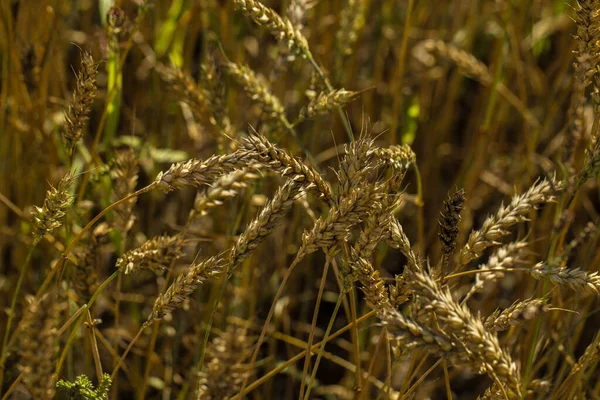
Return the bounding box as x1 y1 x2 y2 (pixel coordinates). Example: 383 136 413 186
2 0 600 399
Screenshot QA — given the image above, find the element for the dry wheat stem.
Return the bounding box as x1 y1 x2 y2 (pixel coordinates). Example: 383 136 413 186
233 310 377 398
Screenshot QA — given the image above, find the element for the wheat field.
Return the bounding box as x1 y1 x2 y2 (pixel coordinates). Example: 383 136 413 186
1 0 600 399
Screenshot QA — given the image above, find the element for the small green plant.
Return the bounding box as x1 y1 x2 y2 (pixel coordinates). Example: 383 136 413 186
56 374 112 400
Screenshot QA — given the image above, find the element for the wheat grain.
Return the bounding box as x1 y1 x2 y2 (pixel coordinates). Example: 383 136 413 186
408 268 522 397
190 168 258 220
459 178 559 266
464 240 530 302
529 262 600 294
196 327 252 400
297 89 359 122
63 51 98 153
147 255 226 323
116 234 184 275
484 297 549 331
224 61 287 124
31 172 75 244
336 135 378 201
234 0 312 59
244 131 334 204
154 150 256 192
231 180 303 266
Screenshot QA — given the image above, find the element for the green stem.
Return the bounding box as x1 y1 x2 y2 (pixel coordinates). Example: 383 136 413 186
104 42 122 149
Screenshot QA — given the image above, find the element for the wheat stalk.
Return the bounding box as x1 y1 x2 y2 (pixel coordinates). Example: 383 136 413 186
63 51 98 154
116 234 184 275
459 178 559 266
234 0 312 59
147 255 226 324
484 297 549 331
31 172 75 244
408 268 522 397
